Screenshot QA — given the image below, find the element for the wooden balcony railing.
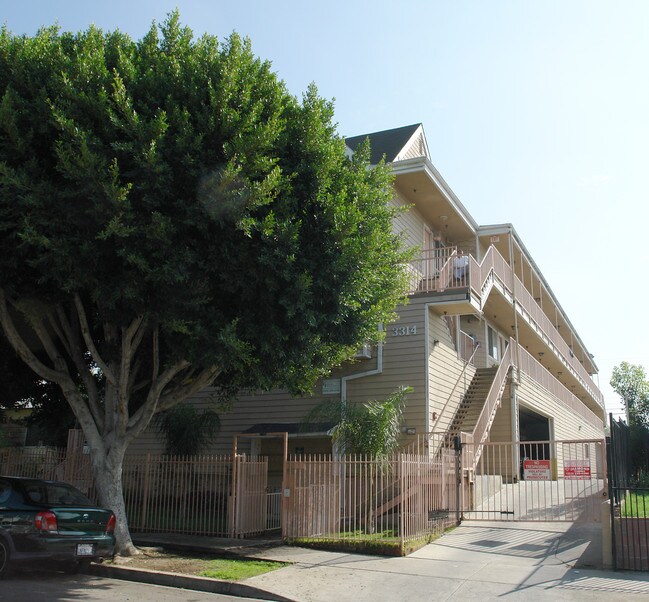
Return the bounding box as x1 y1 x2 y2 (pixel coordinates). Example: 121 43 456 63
466 340 603 473
516 345 603 430
408 245 604 408
471 341 512 452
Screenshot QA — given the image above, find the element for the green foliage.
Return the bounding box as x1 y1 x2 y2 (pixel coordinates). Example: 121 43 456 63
156 403 221 456
198 558 288 581
611 363 649 475
0 12 409 397
0 12 410 551
622 491 649 518
635 469 649 489
288 536 403 556
611 362 649 428
307 386 412 457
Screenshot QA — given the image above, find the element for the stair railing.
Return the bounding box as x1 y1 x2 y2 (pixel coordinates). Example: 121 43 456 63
429 342 481 450
467 340 514 471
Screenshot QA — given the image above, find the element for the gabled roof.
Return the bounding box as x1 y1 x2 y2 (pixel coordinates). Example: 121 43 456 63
344 123 425 164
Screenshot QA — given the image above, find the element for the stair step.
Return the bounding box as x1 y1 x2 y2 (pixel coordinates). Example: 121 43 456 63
450 366 503 436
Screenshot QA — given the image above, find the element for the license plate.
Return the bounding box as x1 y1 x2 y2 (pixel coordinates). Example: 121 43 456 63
76 544 95 556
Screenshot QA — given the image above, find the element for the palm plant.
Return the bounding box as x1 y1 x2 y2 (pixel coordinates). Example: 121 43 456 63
156 404 221 456
306 386 412 534
327 386 412 458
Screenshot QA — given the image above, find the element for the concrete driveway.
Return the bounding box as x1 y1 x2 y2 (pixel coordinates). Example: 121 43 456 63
246 521 649 601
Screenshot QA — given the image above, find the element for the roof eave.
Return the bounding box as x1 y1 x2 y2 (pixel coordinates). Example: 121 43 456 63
392 156 478 234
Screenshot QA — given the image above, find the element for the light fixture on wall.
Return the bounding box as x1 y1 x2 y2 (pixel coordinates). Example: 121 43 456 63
433 339 440 347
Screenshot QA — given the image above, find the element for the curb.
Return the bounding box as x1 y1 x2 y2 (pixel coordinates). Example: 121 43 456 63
87 562 297 602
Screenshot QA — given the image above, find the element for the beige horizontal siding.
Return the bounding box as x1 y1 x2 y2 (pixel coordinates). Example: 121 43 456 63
429 308 476 434
488 382 513 442
346 297 427 434
516 374 603 441
399 131 426 160
391 189 425 252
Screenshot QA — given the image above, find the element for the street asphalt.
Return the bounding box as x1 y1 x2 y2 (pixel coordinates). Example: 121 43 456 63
87 521 649 601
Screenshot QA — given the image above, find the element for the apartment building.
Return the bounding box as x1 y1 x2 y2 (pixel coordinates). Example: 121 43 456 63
130 123 606 478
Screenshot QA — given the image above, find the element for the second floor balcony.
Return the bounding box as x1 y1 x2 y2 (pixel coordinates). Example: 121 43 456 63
408 245 604 413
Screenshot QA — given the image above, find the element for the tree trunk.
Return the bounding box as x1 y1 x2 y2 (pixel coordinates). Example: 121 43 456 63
91 443 139 556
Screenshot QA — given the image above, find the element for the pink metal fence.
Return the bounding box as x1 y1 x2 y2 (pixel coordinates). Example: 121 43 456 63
283 450 458 550
122 454 234 536
0 447 66 480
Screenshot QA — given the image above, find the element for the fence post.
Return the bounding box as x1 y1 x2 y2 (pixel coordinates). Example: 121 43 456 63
230 454 239 538
607 412 618 570
141 454 151 531
456 442 461 525
399 453 405 553
281 432 288 540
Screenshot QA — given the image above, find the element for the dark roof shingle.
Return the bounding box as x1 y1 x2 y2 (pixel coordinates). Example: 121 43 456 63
344 123 421 164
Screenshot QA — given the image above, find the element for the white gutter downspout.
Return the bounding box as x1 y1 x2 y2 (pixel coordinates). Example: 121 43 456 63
425 303 433 435
341 324 384 404
508 227 522 481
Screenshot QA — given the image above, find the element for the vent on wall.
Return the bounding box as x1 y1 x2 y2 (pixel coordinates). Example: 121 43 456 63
354 344 373 359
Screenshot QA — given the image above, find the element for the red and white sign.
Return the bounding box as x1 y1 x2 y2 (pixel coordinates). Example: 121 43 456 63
523 459 551 481
564 460 591 480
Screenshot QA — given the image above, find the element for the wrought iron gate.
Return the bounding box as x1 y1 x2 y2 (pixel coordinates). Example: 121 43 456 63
608 415 649 571
461 439 606 523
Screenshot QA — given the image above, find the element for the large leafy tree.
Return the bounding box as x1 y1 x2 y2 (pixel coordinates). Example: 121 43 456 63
611 362 649 428
611 362 649 475
0 13 409 554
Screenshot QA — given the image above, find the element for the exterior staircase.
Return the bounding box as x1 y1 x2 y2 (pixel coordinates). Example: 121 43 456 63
448 367 499 439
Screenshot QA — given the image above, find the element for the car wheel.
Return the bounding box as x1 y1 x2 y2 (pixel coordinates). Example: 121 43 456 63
0 539 12 579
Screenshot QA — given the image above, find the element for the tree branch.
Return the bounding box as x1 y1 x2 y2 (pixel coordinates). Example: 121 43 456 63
0 289 103 449
157 365 221 412
151 325 159 382
125 315 148 358
74 294 117 386
53 305 105 432
0 289 69 384
125 359 194 438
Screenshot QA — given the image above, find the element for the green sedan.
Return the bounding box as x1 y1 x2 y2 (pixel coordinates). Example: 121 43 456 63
0 476 115 577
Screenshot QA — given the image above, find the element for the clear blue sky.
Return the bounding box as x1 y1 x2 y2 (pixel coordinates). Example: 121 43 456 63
4 0 648 419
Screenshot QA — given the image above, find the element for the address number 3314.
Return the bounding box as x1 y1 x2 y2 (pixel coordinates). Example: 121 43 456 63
391 325 417 336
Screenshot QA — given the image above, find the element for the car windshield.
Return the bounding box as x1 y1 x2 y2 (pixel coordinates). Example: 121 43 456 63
22 481 93 506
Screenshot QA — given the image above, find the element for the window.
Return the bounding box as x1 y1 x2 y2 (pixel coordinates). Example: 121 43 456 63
487 326 499 360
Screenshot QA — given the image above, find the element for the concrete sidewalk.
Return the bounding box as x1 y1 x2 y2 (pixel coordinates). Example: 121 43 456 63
97 522 649 601
241 522 649 601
